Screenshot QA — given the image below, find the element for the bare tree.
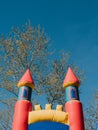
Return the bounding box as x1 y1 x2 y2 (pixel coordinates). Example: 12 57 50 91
0 22 84 129
84 91 98 130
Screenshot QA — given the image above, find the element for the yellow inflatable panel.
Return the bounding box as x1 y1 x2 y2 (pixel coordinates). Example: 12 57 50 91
56 105 63 111
28 110 69 125
45 104 52 110
34 105 41 110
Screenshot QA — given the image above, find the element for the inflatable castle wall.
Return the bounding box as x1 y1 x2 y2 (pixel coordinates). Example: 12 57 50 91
12 67 85 130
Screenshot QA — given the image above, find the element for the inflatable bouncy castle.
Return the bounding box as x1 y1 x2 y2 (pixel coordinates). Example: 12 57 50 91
12 67 85 130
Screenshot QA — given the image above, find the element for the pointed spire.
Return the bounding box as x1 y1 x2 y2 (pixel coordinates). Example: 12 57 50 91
63 67 80 88
17 69 34 89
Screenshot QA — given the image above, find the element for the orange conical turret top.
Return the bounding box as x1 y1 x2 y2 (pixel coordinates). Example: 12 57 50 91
63 67 80 88
17 69 34 89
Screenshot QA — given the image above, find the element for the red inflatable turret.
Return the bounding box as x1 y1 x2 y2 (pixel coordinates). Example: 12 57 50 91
63 67 85 130
12 69 34 130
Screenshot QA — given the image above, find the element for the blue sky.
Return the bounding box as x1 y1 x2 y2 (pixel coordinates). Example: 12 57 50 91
0 0 98 107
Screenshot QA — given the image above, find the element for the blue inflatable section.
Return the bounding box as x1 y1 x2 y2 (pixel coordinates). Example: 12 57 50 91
28 121 69 130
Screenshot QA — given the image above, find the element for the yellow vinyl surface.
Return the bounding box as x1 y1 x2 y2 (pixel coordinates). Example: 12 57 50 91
28 110 69 125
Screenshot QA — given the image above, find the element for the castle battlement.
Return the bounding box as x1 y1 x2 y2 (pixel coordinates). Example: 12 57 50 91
34 104 63 111
29 104 69 125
